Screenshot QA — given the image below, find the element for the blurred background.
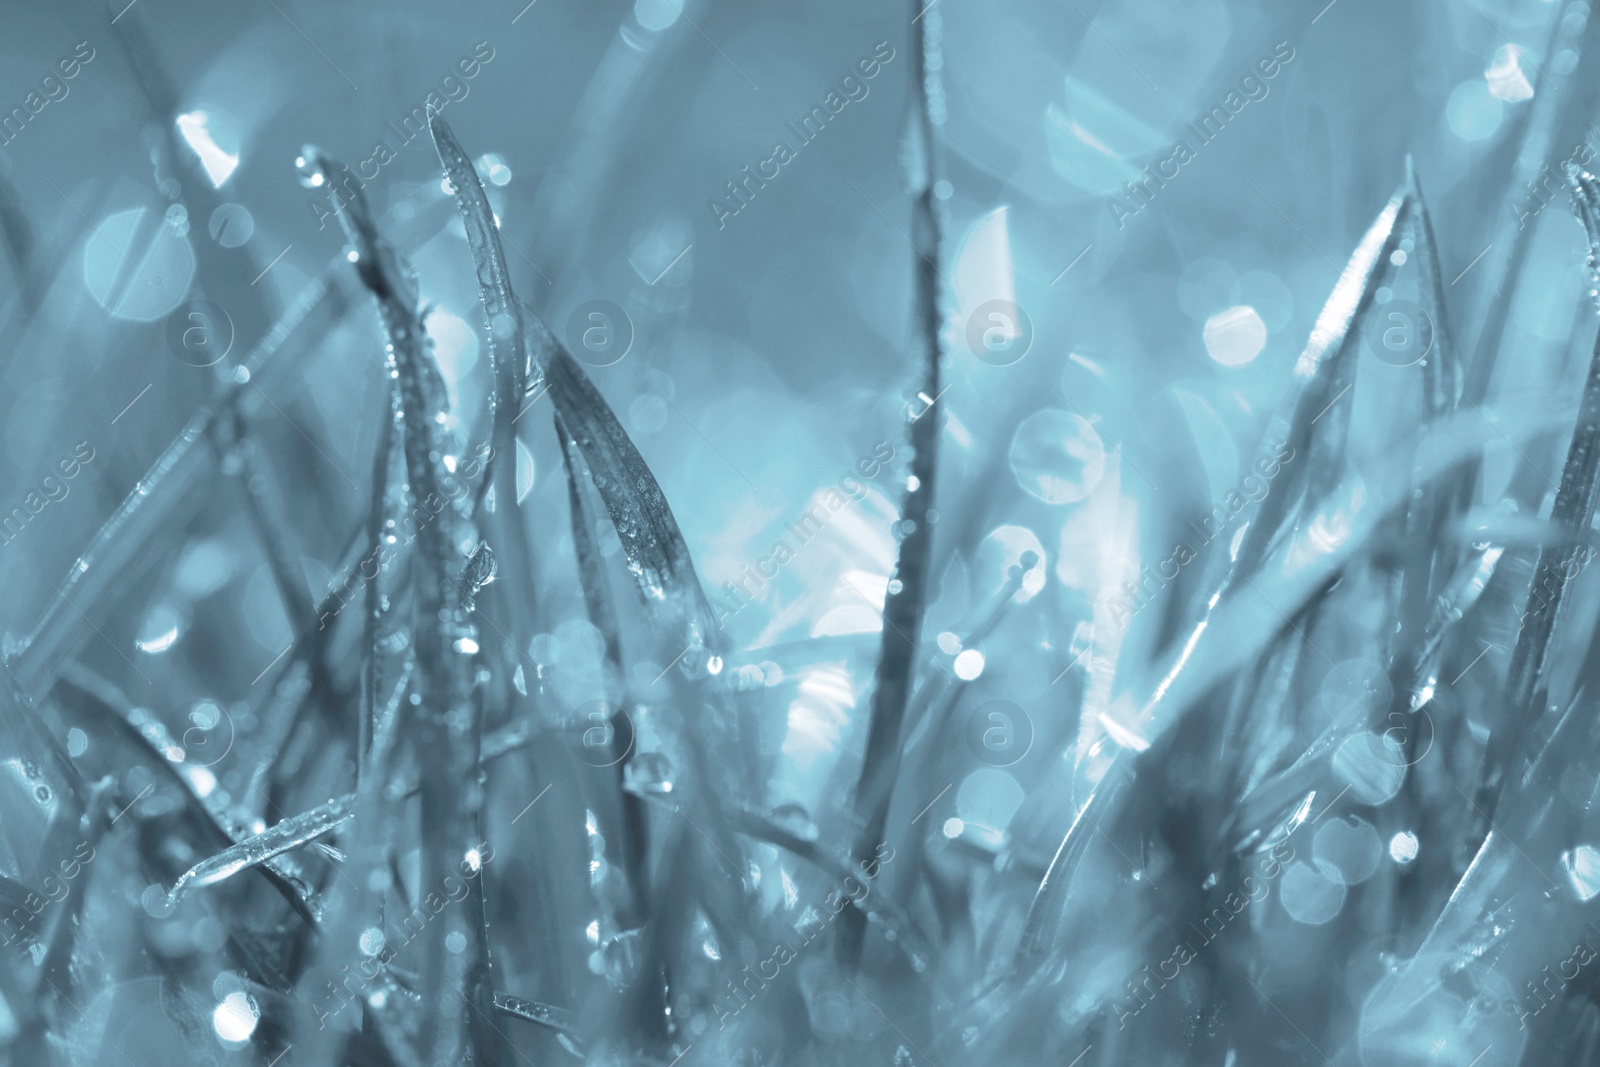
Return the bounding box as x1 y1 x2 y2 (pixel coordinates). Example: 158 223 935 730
1 0 1586 661
1 0 1589 678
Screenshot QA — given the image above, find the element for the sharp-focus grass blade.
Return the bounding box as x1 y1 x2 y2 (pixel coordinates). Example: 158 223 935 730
532 319 719 647
300 146 491 1067
430 113 540 662
166 794 355 906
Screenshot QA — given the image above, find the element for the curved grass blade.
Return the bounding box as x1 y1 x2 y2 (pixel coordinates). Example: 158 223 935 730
1374 162 1473 752
1133 179 1407 743
728 807 933 971
1405 158 1464 422
1007 349 1569 987
1366 688 1599 1063
360 385 405 780
1480 169 1600 815
530 317 719 646
52 666 322 927
0 662 89 1057
228 419 317 627
1009 196 1411 987
429 113 540 657
0 662 86 887
556 419 624 668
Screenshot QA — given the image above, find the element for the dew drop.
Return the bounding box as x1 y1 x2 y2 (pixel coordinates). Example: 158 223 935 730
953 648 986 680
212 991 258 1044
359 926 386 956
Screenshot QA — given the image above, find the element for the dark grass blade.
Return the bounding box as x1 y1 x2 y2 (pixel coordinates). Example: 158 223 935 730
836 0 948 970
556 418 625 670
531 317 720 645
228 419 317 626
0 662 88 1054
1371 162 1472 759
0 663 86 887
531 320 756 1006
533 348 752 1053
360 386 404 780
0 170 42 317
1405 158 1464 423
110 4 273 350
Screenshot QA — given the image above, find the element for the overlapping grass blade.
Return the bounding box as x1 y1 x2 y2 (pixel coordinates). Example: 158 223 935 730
429 114 541 659
300 146 493 1067
10 270 357 703
166 793 356 906
1481 169 1600 815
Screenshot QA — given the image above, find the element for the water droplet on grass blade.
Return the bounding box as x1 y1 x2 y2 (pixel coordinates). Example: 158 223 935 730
622 752 674 796
212 991 258 1044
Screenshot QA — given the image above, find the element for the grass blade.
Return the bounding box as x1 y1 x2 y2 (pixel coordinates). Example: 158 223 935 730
1480 170 1600 813
836 0 948 969
301 146 493 1067
429 114 541 660
166 794 356 905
